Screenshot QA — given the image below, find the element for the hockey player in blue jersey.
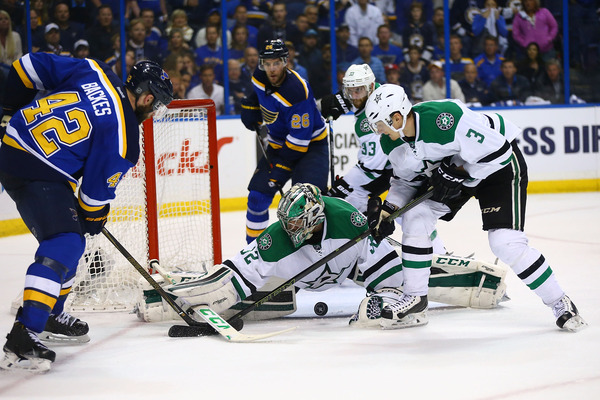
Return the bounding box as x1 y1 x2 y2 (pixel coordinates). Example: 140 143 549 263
241 39 329 243
0 54 173 372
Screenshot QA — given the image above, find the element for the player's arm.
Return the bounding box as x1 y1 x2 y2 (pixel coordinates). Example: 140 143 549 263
269 101 322 186
455 114 513 180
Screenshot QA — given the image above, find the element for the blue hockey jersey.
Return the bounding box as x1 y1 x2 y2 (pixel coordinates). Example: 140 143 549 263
0 53 140 214
251 68 326 161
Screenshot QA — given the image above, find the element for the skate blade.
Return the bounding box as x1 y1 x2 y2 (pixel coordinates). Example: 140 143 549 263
39 331 90 344
562 315 589 332
0 352 52 373
379 312 429 330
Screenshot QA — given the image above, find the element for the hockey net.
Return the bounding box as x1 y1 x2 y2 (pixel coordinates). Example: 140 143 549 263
66 99 222 312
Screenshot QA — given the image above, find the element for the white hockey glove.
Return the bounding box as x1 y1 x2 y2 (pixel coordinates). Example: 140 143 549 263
349 288 403 328
136 265 240 322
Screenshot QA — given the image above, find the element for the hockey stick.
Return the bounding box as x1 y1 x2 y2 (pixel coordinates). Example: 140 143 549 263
169 188 433 337
255 125 284 196
328 118 335 186
102 228 293 342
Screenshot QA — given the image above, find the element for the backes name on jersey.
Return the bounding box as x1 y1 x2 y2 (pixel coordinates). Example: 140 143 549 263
81 82 112 117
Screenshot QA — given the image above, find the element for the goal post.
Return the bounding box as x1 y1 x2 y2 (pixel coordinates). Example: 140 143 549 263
66 99 222 312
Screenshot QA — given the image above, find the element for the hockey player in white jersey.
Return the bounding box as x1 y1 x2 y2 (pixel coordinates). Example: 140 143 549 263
320 64 445 254
320 64 393 214
138 183 510 328
364 83 587 331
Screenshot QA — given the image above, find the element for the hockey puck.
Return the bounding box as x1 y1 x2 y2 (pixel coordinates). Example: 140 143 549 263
314 302 328 316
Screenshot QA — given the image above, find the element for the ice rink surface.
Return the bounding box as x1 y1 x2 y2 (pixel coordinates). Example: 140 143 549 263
0 192 599 400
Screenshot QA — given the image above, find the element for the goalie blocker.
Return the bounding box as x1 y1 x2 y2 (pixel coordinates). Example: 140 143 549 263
136 253 507 324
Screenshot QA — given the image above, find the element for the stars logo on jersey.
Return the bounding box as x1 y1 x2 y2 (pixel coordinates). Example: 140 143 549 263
436 113 454 130
350 212 367 227
258 233 272 250
360 118 371 133
301 264 351 290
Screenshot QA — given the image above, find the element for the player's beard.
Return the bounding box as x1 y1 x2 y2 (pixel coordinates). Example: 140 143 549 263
135 103 155 124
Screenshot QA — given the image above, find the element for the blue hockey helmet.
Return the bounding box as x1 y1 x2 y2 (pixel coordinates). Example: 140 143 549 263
125 60 174 110
259 39 289 62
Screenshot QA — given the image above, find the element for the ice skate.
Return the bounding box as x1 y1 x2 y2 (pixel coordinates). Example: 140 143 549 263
40 311 90 343
379 294 429 329
0 321 56 372
552 295 588 332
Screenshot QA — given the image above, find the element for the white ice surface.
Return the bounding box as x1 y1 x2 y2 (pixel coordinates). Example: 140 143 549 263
0 192 599 399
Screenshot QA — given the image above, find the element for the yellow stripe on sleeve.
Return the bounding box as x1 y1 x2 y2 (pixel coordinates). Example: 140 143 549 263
13 59 35 89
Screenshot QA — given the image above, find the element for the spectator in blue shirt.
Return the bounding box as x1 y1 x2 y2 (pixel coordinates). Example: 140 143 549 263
373 24 403 65
335 24 359 64
473 35 504 87
352 36 386 83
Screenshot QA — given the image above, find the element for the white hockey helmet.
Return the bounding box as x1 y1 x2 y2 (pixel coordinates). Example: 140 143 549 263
277 183 325 248
365 84 412 138
342 64 376 101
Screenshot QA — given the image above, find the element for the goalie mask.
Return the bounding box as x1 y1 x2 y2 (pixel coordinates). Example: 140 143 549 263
365 84 412 139
277 183 325 248
342 64 376 104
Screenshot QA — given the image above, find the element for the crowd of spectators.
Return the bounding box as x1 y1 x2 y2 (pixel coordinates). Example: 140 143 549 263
1 0 598 112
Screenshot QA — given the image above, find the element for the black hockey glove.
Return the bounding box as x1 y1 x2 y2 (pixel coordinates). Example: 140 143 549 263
327 175 353 199
78 204 110 236
430 161 470 203
320 91 351 121
240 92 262 131
267 159 291 194
366 197 396 244
0 108 16 140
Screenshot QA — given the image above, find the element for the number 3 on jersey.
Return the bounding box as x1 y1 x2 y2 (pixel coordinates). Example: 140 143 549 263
291 113 310 129
22 92 92 157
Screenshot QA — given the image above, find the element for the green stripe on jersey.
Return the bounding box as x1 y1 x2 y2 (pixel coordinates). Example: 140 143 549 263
413 101 464 145
367 265 403 291
495 113 506 135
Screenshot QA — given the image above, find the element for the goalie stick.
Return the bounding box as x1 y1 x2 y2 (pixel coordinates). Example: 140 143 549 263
101 228 294 342
169 188 434 337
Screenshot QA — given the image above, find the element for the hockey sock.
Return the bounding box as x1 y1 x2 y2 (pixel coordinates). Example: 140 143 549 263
246 190 273 243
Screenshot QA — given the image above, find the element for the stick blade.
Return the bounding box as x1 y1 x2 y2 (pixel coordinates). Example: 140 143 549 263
168 318 244 337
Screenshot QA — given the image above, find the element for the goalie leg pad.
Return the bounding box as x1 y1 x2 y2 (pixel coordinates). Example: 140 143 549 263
222 277 296 321
427 254 509 309
349 288 403 328
136 265 241 322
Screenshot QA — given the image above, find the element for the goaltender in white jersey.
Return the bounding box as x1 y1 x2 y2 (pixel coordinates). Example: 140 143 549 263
364 84 587 331
138 183 509 328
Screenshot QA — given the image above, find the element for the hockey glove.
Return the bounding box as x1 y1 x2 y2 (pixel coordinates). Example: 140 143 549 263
0 109 15 140
319 91 351 120
267 159 291 194
430 161 470 203
327 175 353 199
240 92 262 131
78 204 110 236
366 197 396 243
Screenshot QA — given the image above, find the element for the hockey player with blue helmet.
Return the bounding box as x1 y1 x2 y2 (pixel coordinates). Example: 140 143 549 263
0 54 172 372
241 39 329 243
